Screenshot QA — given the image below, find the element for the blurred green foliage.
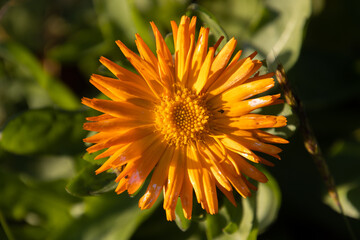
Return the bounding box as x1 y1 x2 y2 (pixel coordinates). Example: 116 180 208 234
0 0 359 239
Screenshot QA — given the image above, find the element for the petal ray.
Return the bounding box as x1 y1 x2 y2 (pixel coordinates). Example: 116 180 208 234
139 147 174 209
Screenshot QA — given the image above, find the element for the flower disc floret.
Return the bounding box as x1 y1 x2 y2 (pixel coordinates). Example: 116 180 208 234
155 87 209 146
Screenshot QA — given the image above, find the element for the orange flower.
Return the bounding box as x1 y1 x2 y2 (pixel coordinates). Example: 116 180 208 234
82 16 288 221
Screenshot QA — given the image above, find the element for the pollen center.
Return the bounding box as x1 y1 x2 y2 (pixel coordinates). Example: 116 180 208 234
155 87 209 146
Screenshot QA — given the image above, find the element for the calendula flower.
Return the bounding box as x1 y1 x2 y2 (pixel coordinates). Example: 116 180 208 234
82 15 288 221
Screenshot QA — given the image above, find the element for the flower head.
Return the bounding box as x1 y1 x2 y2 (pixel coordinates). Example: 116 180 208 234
82 15 288 221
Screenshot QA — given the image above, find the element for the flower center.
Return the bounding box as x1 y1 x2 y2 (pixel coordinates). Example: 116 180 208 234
155 87 209 146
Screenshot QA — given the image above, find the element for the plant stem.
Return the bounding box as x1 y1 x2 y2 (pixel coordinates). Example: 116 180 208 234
275 64 357 240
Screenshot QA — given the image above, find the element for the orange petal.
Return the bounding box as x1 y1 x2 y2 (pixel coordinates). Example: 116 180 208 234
180 170 193 219
163 147 185 210
126 139 167 194
186 144 205 204
247 51 258 59
99 56 145 86
193 47 215 94
182 34 195 86
85 126 154 153
175 16 191 83
89 78 122 101
139 147 174 210
252 129 289 144
227 151 268 183
212 36 224 52
208 57 254 96
95 143 132 174
96 133 158 175
197 140 232 191
90 74 155 102
81 97 151 119
213 94 282 117
150 21 174 71
189 16 197 39
245 72 274 83
187 27 209 88
115 177 128 194
225 50 242 71
226 114 287 130
83 131 116 143
220 128 288 145
94 145 123 160
216 181 236 207
220 137 260 163
226 134 283 157
166 208 176 221
170 20 178 49
242 175 258 191
202 167 218 214
157 50 174 93
116 40 163 98
209 78 275 109
83 118 152 132
86 113 113 122
220 160 251 198
258 155 276 166
205 38 237 91
135 33 158 69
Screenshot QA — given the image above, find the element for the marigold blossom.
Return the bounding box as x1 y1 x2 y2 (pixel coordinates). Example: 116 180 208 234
82 15 288 221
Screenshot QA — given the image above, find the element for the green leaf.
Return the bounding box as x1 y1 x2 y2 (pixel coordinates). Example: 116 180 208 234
204 195 258 240
195 0 264 44
187 3 229 50
195 0 311 70
246 0 312 70
223 222 238 234
205 213 226 239
324 180 360 220
323 140 360 219
0 168 78 240
1 108 87 155
256 168 282 233
128 0 155 50
0 41 80 110
93 0 137 45
57 182 161 240
238 196 258 240
203 170 281 239
66 164 117 197
175 198 192 232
